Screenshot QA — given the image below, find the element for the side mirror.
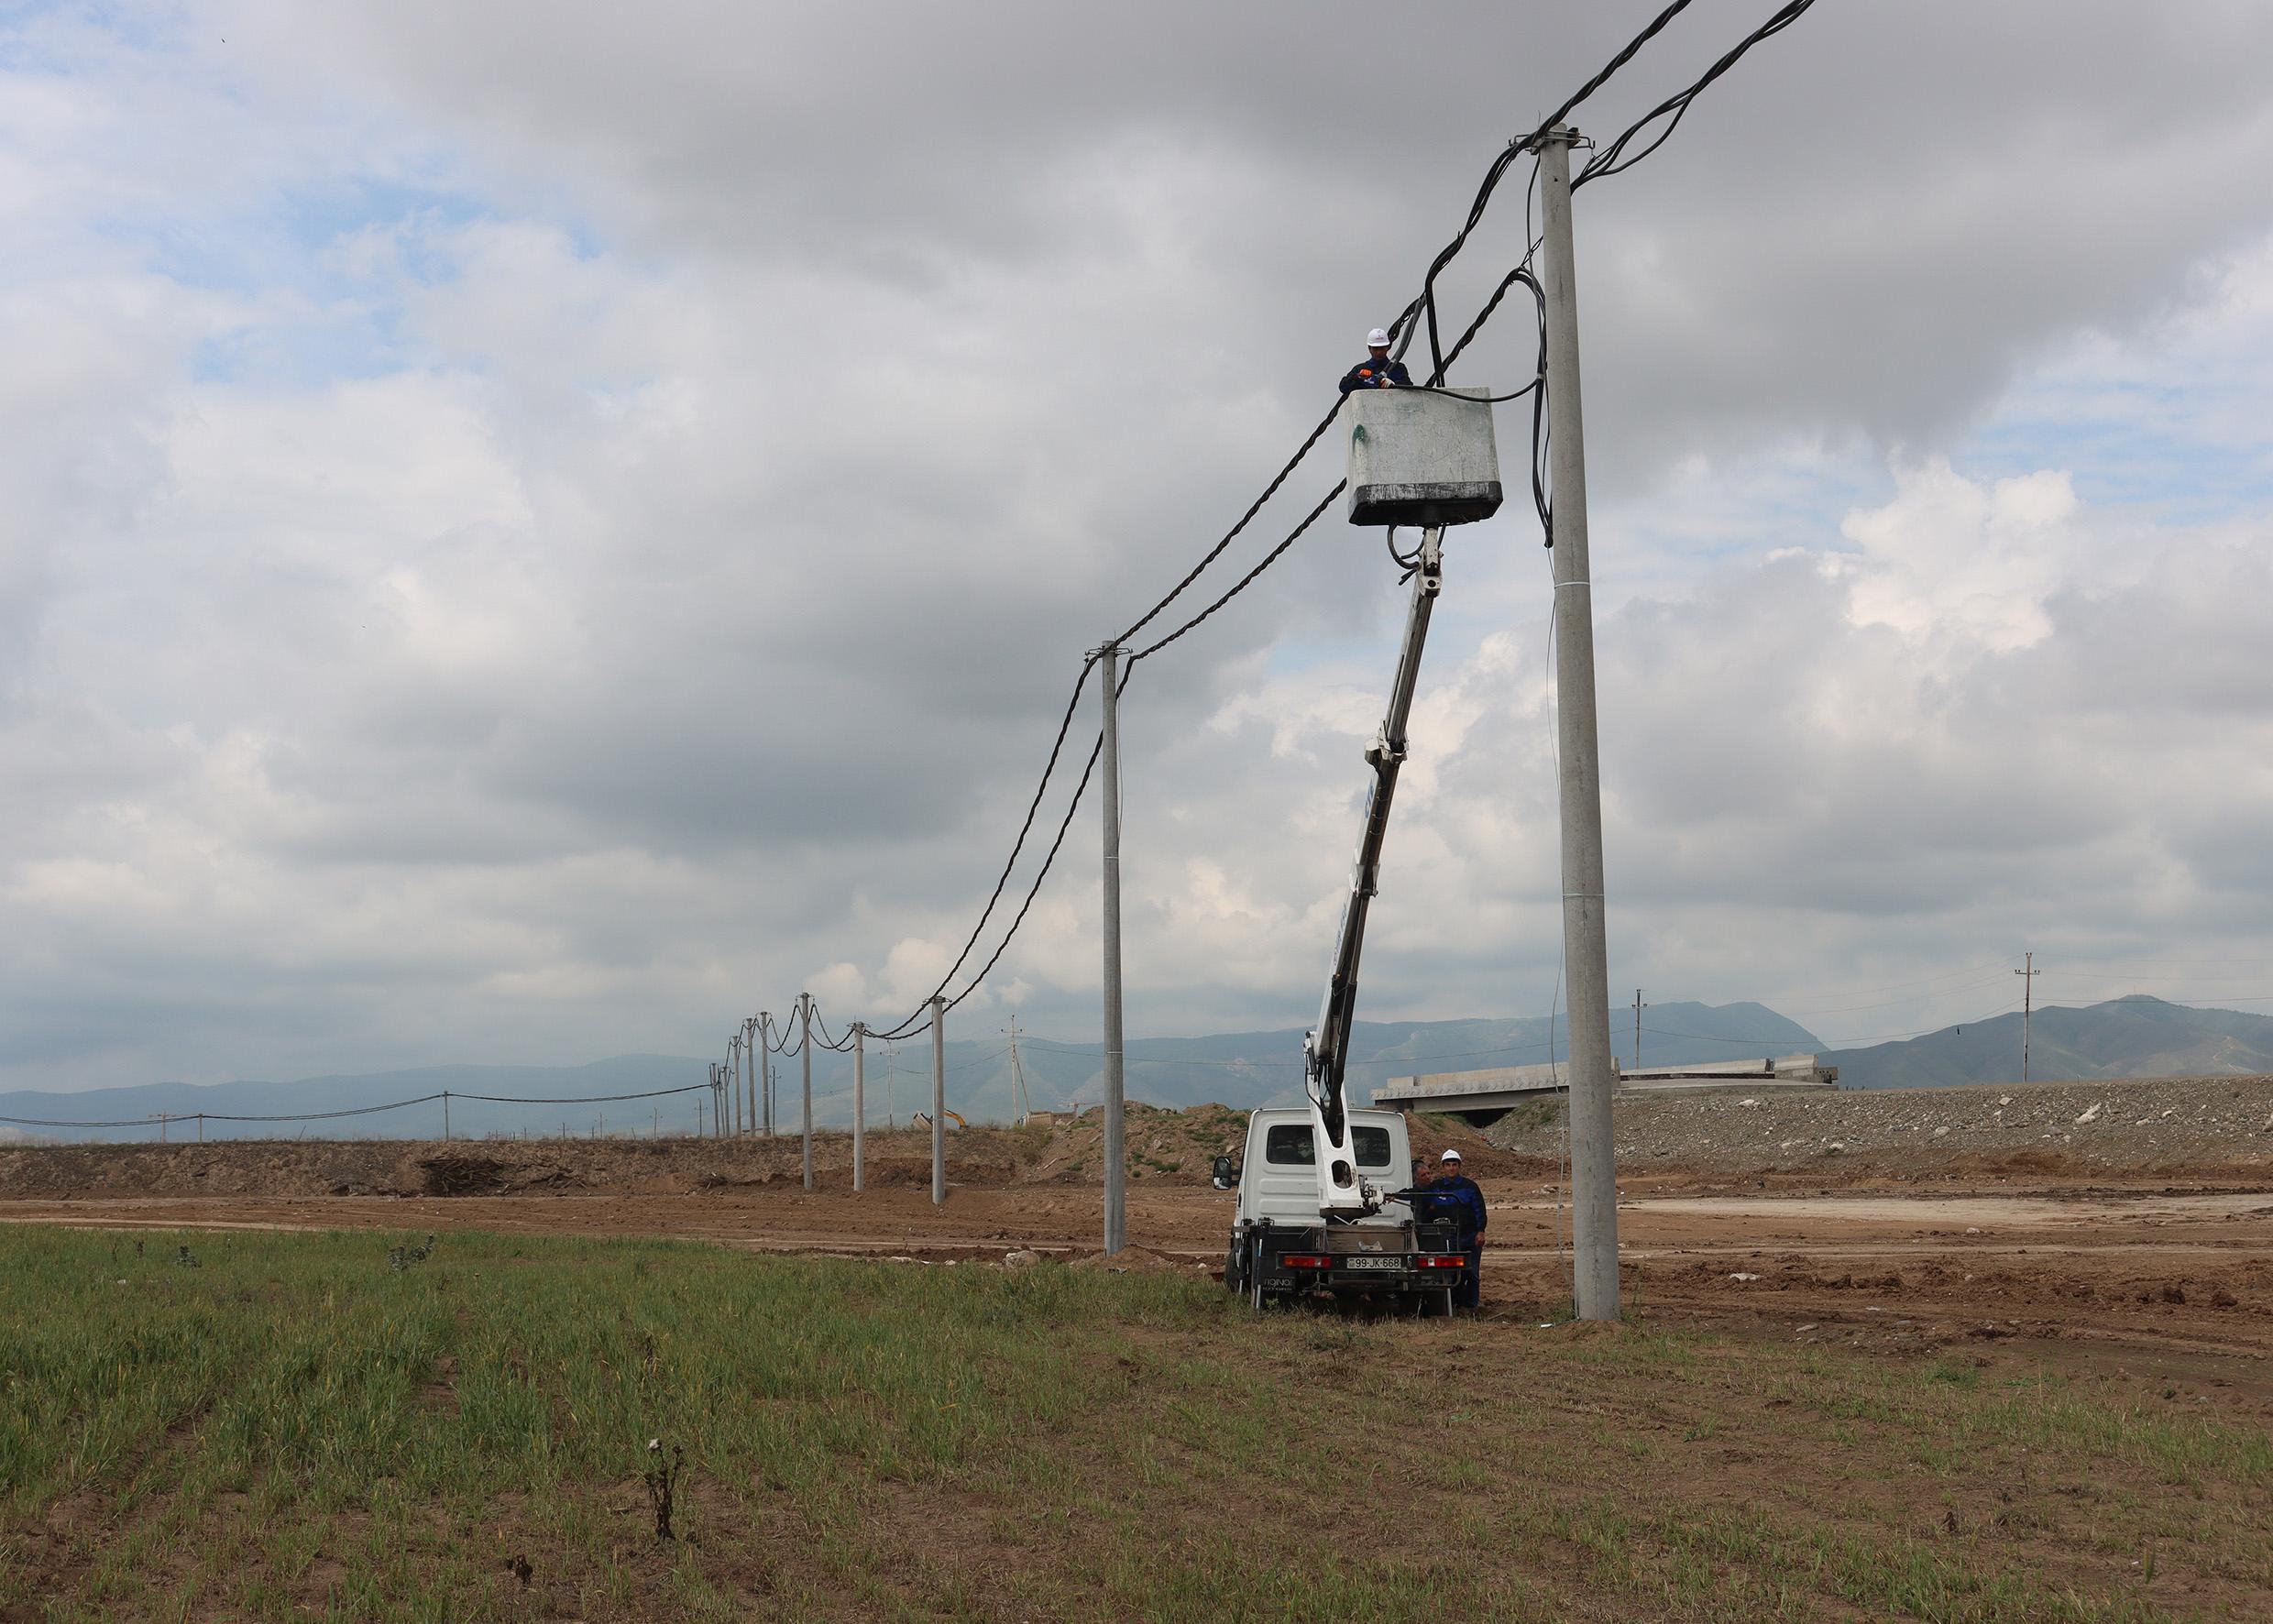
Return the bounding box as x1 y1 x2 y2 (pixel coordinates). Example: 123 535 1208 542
1210 1154 1240 1190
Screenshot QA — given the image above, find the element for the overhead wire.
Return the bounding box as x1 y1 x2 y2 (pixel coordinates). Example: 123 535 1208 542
1577 0 1821 188
1 1079 716 1133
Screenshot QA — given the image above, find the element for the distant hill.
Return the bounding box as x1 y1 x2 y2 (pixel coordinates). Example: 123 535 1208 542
0 1003 1822 1142
1827 996 2273 1091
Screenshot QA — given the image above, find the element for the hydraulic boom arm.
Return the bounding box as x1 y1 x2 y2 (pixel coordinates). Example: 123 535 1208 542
1304 528 1444 1217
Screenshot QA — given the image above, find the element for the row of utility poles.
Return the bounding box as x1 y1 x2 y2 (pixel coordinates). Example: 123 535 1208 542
703 993 949 1207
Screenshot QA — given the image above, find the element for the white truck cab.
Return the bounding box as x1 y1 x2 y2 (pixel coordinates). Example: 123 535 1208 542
1213 1105 1466 1310
1228 1106 1413 1229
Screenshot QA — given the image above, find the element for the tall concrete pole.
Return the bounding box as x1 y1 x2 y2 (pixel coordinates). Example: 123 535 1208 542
730 1034 742 1138
929 995 946 1205
760 1013 772 1136
1097 643 1128 1256
799 993 814 1191
852 1023 866 1192
744 1016 759 1136
1540 126 1620 1321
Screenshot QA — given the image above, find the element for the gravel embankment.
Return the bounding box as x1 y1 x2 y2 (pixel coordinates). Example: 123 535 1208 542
1485 1074 2273 1181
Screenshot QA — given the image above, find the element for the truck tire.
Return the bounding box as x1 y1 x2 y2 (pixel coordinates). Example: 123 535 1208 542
1224 1236 1248 1297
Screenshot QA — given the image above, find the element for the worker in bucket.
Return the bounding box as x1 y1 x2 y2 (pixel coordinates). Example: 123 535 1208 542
1431 1148 1488 1310
1339 326 1411 395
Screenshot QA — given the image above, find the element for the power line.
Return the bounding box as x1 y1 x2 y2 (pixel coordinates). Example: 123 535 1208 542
0 1080 714 1133
1577 1 1821 188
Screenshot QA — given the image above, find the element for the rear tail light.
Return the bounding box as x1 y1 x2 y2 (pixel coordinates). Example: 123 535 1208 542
1415 1254 1466 1270
1279 1254 1332 1269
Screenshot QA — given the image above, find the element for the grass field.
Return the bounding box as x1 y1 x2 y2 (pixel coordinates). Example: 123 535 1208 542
2 1226 2268 1621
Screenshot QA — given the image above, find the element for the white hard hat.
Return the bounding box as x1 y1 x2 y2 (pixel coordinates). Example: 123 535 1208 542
1366 327 1391 348
1440 1148 1463 1162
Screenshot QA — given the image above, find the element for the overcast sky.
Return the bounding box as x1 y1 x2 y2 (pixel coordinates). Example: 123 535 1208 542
6 1 2273 1092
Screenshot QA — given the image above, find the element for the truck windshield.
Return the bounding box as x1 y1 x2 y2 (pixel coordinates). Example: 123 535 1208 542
1266 1124 1396 1167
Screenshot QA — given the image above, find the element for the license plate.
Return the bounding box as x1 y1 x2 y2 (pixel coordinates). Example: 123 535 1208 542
1341 1255 1404 1271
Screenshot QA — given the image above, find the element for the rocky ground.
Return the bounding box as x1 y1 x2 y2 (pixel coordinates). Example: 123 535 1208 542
1486 1073 2273 1183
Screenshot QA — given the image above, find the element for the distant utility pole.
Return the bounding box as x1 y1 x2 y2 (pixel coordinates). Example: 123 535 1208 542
2015 952 2040 1084
729 1032 743 1138
443 1091 452 1142
1632 989 1646 1073
1541 126 1620 1322
852 1023 866 1192
1004 1016 1030 1124
930 995 947 1205
1097 642 1128 1257
884 1042 897 1129
799 993 815 1191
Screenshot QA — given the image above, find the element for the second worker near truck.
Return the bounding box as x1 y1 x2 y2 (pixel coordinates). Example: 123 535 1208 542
1412 1148 1488 1310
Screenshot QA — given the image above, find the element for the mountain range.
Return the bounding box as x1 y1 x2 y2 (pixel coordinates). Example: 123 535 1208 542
1825 994 2273 1090
5 996 2269 1141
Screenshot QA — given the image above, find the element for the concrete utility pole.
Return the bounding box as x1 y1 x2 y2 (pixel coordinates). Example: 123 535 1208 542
929 995 947 1205
1097 642 1128 1256
1632 989 1646 1072
799 993 815 1191
760 1012 773 1136
852 1023 866 1192
443 1091 452 1143
729 1033 743 1138
2015 952 2040 1084
1540 126 1620 1322
742 1015 759 1136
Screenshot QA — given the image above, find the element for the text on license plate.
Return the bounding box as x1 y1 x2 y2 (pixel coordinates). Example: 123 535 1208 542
1341 1256 1404 1270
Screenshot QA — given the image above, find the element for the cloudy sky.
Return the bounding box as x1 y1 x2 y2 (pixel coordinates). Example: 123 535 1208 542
6 0 2273 1092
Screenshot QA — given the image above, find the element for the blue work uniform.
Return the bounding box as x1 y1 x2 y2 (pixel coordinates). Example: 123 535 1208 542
1340 353 1412 395
1426 1170 1488 1309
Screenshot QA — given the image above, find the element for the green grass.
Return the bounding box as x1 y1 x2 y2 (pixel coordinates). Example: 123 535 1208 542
2 1226 2267 1621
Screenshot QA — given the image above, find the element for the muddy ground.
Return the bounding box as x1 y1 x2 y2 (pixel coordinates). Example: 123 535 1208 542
5 1081 2270 1419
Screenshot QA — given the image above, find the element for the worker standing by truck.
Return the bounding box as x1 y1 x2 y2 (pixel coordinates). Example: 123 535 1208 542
1431 1148 1488 1310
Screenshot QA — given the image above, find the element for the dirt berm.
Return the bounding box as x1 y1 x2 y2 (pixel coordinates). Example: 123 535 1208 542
0 1102 1522 1202
1486 1072 2273 1183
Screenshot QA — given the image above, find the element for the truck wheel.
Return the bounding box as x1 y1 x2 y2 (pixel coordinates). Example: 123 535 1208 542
1224 1237 1247 1297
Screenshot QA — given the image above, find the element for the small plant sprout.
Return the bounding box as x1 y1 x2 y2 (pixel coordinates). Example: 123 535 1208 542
642 1438 685 1541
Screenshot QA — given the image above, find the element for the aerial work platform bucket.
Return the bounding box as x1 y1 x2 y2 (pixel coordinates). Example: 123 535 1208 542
1343 387 1503 528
